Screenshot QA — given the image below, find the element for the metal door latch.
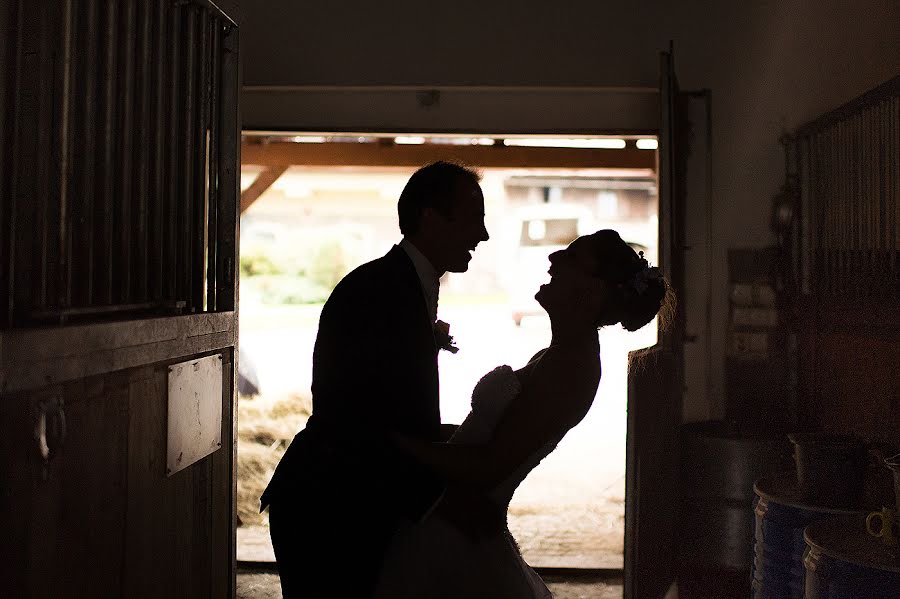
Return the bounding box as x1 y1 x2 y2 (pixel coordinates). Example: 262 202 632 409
34 397 66 480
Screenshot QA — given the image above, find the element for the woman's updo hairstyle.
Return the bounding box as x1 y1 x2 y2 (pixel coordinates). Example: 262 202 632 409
588 230 674 332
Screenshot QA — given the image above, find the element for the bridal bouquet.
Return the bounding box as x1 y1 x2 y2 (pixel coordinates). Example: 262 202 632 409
433 320 459 354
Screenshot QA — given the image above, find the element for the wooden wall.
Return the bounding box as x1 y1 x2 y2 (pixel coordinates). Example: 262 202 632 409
0 352 233 598
796 302 900 444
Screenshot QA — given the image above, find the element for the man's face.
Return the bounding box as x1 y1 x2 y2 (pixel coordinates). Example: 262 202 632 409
425 178 489 273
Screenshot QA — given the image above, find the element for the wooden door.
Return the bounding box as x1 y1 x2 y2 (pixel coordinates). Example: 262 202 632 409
624 46 687 599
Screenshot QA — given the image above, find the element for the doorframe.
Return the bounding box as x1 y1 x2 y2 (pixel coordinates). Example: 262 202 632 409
237 84 678 577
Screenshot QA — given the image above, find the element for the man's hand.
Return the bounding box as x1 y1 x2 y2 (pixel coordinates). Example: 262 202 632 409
434 487 504 543
439 423 459 442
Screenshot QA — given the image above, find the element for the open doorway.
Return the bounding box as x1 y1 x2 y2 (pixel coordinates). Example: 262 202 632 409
235 133 659 572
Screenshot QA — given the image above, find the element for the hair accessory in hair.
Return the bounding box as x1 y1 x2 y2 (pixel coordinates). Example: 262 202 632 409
628 260 662 295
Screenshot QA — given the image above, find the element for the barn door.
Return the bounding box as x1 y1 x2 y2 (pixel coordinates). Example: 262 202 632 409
623 46 688 599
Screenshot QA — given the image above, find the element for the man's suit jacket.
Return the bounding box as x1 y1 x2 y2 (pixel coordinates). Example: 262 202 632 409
261 245 443 523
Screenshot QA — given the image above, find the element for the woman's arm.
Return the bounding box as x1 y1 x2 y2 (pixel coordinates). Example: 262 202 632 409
394 351 600 489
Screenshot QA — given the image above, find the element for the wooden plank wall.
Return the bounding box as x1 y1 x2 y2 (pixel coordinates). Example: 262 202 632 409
0 352 234 598
796 302 900 444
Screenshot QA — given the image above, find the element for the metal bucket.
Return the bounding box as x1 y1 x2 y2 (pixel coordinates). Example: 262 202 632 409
804 516 900 599
752 476 865 599
788 433 868 508
680 421 791 572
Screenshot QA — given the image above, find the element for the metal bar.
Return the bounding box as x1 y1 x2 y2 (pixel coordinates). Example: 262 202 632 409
116 0 136 304
872 104 880 294
833 124 839 294
884 99 892 293
818 131 826 294
35 2 55 311
0 0 9 325
166 5 182 301
869 105 876 293
6 0 28 326
865 107 872 291
206 18 221 312
77 1 99 306
57 0 75 310
149 0 166 301
836 124 844 294
837 121 844 294
879 100 887 293
884 98 892 291
824 128 831 293
884 99 891 292
853 111 861 293
193 9 211 312
879 102 886 252
181 6 198 309
844 120 850 294
852 111 857 261
810 133 817 292
843 120 850 293
134 0 152 303
887 97 900 288
829 127 837 295
99 0 118 305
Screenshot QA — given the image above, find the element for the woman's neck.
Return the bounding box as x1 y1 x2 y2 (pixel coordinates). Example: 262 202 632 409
549 319 600 352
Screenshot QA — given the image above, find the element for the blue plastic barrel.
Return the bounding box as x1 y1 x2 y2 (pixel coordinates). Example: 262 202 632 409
752 476 864 599
804 516 900 599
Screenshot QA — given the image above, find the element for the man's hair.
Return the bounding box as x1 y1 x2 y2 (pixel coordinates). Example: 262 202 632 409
397 161 481 236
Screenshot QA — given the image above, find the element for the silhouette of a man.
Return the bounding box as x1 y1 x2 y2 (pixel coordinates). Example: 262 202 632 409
261 161 489 597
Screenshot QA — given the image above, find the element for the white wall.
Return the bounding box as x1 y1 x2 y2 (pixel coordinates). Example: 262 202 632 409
234 0 900 418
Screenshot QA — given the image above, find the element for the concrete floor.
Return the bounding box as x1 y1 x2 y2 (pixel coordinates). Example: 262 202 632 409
236 568 624 599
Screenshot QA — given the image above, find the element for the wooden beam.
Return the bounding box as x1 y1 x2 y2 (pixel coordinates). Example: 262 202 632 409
240 141 656 171
239 166 287 213
0 312 236 393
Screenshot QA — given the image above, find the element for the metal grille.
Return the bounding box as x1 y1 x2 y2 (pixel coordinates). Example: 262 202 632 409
795 77 899 299
2 0 238 327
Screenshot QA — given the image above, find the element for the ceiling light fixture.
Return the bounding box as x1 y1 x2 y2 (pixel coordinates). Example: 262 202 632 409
503 138 626 149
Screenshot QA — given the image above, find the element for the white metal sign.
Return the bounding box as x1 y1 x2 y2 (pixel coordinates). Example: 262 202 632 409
167 354 223 476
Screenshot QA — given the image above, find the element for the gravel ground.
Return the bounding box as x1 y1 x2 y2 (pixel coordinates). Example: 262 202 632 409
236 570 624 599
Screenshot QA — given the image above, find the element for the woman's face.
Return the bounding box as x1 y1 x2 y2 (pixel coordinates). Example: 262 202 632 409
535 235 610 316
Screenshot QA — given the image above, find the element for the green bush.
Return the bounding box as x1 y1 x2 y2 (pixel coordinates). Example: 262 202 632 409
251 274 331 305
240 251 282 277
309 240 350 290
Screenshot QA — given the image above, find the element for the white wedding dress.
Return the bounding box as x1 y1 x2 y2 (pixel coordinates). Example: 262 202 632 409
375 365 559 599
